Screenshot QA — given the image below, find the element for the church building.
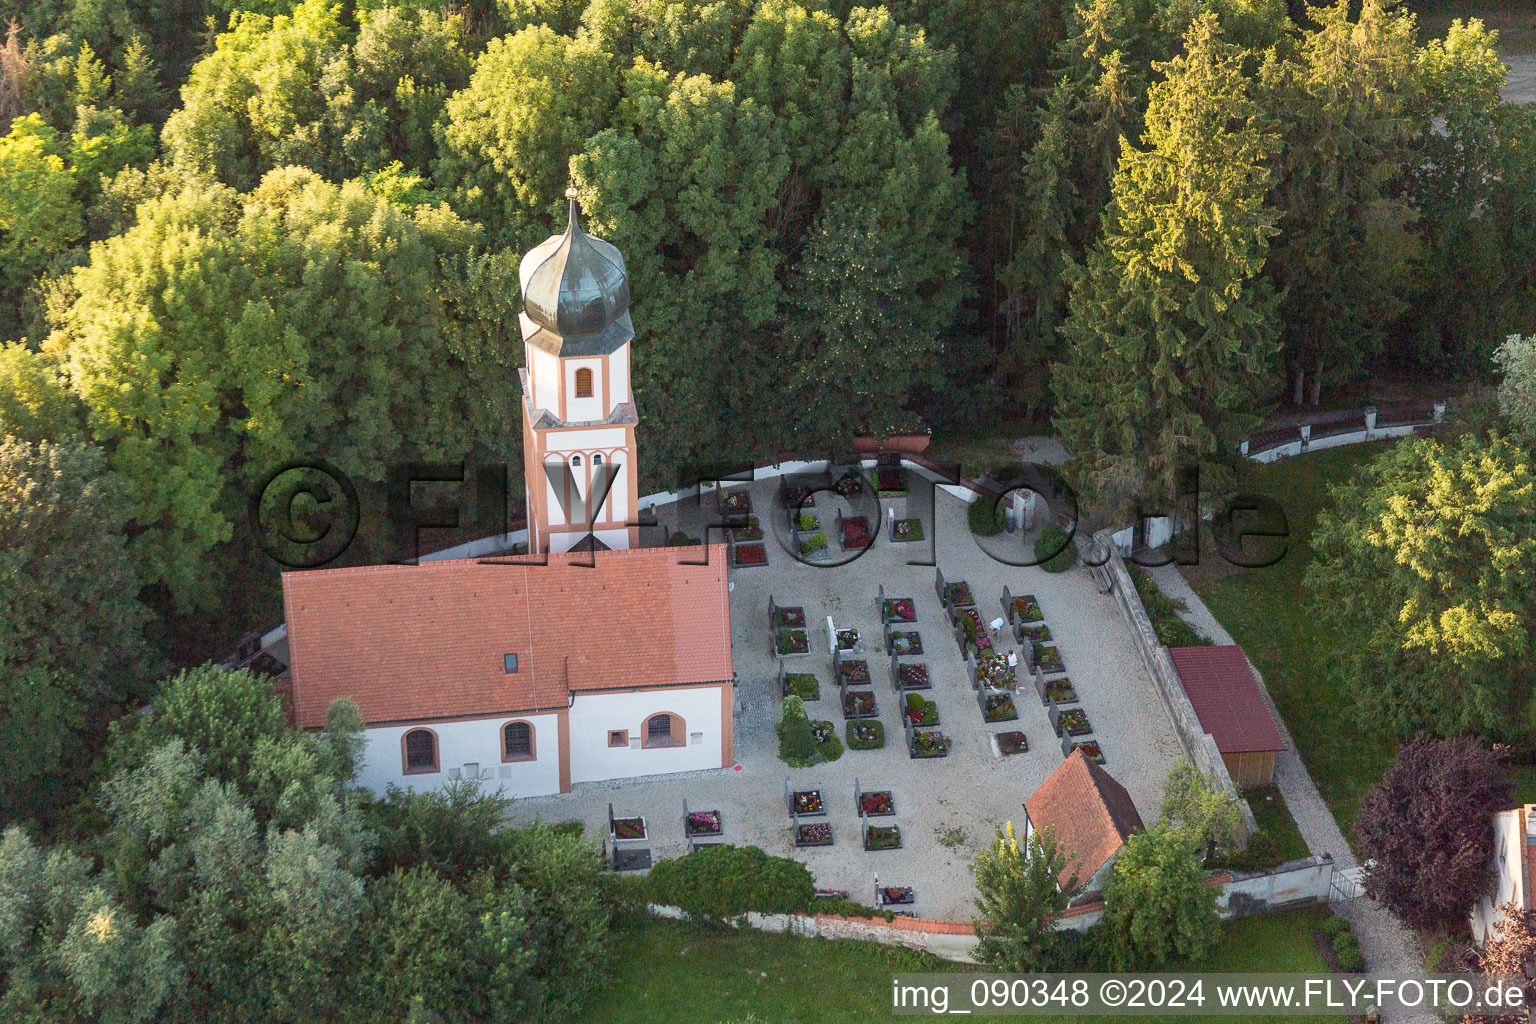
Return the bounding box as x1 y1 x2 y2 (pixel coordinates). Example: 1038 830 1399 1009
279 192 736 797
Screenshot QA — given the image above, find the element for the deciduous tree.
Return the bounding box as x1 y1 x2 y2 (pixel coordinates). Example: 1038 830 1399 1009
973 821 1080 970
1101 822 1220 970
1306 435 1536 738
1355 735 1511 931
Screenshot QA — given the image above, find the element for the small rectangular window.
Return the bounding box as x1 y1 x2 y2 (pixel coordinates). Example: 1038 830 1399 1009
504 653 518 673
608 730 629 748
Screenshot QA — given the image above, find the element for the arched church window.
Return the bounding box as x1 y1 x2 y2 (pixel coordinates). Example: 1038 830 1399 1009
575 367 594 398
571 455 582 467
592 454 603 465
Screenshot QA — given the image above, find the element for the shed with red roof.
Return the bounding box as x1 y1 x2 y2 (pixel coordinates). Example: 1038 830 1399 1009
1167 645 1285 787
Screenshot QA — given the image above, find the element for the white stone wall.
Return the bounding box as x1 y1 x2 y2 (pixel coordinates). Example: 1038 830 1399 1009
357 712 562 798
568 686 725 784
1472 810 1525 943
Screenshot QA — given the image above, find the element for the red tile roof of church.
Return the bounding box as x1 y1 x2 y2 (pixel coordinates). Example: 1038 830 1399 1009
281 546 733 728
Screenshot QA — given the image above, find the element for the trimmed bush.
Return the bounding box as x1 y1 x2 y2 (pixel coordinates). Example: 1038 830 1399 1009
1322 915 1351 937
968 494 1003 536
1034 524 1077 573
646 845 815 919
1332 930 1365 972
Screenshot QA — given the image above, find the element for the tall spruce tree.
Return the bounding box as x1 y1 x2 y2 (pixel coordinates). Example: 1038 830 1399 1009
1051 14 1279 510
1259 0 1417 406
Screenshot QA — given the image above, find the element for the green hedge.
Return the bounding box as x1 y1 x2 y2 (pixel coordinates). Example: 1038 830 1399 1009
1034 524 1077 572
642 845 896 922
646 845 815 919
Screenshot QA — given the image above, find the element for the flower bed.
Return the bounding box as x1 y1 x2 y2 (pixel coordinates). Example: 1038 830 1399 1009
879 886 914 906
838 659 870 684
943 581 975 608
910 730 951 758
836 628 861 652
846 720 886 750
795 822 833 847
1043 677 1078 704
904 693 940 727
795 513 821 533
996 731 1029 756
864 824 902 851
891 517 924 542
718 490 752 515
859 790 895 816
1033 643 1064 674
783 673 820 701
773 605 806 628
792 789 824 816
983 692 1018 723
1022 624 1053 643
888 630 923 656
876 466 908 495
730 515 764 541
840 516 872 549
1010 594 1043 623
1072 740 1105 765
783 485 816 509
775 628 809 656
964 633 994 656
684 810 722 837
956 605 985 638
1055 707 1093 737
883 597 917 623
835 471 864 496
733 542 768 567
896 663 931 691
798 531 829 557
976 650 1016 690
842 690 876 719
613 816 646 840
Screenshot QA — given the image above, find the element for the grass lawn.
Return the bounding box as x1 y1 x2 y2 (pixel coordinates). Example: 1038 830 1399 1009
1181 443 1397 844
575 906 1346 1024
1243 786 1312 865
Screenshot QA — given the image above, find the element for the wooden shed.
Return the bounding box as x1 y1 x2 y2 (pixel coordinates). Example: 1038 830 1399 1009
1167 645 1285 789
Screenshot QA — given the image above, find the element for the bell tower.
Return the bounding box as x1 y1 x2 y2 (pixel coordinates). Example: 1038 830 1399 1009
518 188 640 553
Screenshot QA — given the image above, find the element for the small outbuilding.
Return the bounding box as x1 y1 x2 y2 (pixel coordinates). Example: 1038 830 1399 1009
1023 748 1145 892
1167 645 1286 788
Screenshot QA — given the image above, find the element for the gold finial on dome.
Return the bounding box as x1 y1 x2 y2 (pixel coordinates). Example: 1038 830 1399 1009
565 186 579 200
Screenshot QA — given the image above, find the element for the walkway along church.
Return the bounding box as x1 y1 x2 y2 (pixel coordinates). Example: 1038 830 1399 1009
281 191 736 797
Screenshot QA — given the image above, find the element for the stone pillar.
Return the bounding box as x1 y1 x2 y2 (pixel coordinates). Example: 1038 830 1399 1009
1433 401 1446 424
1298 424 1311 452
1363 406 1377 439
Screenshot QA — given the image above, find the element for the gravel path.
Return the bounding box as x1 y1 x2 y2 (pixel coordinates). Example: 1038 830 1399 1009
1144 564 1435 1022
507 481 1184 922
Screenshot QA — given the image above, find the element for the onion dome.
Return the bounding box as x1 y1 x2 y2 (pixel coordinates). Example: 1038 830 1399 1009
518 188 633 356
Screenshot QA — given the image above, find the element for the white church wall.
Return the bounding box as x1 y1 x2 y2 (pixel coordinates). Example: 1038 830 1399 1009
529 346 560 413
610 342 631 409
543 427 628 452
569 686 724 784
564 358 605 423
358 712 562 798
